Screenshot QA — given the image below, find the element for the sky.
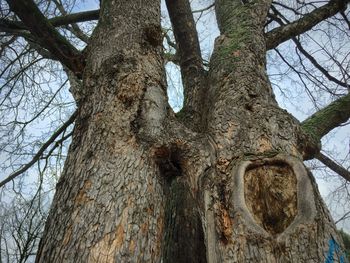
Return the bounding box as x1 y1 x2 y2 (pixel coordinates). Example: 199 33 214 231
1 1 349 253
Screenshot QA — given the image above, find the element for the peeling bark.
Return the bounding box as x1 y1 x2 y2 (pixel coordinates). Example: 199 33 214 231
36 1 167 262
34 0 347 262
198 0 346 261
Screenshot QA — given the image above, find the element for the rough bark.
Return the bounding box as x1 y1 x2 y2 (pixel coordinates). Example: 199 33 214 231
36 1 168 262
162 2 209 261
196 0 347 262
162 178 206 263
302 92 350 143
34 0 347 262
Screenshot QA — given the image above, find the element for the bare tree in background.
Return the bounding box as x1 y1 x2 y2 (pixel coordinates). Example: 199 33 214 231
0 0 350 262
0 187 49 263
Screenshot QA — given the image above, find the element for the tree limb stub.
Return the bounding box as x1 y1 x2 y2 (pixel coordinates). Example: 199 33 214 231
266 0 349 50
6 0 86 77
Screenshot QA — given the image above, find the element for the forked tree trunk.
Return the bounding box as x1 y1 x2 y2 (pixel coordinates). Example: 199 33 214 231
36 0 346 262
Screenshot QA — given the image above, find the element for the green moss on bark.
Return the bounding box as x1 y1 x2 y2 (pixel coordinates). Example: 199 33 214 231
302 93 350 142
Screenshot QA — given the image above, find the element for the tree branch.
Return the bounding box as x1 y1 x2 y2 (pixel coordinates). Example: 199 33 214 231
192 3 215 14
268 8 349 89
0 9 99 59
266 0 349 50
48 9 99 28
0 111 77 188
0 10 99 31
0 30 55 60
316 152 350 182
301 92 350 142
6 0 86 77
165 0 207 129
335 211 350 224
51 0 91 43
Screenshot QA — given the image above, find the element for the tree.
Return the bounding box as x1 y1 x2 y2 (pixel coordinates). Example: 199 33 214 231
0 188 49 263
1 0 350 262
339 229 350 261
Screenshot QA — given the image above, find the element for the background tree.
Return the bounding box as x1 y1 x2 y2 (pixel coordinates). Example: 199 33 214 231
0 186 49 263
0 0 350 262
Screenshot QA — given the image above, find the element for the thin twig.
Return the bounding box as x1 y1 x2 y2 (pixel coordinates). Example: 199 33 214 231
0 111 77 188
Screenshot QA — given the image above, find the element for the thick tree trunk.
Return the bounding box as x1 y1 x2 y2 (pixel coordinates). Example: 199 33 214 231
36 1 168 262
197 1 346 262
36 0 347 262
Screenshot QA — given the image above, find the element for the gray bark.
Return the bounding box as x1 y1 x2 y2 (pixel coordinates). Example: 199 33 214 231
36 1 167 262
35 0 347 262
197 1 346 261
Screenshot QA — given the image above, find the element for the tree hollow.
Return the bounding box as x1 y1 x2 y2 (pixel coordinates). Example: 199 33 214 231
244 162 298 235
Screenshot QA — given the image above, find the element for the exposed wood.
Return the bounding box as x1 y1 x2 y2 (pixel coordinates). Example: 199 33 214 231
17 0 347 262
35 1 168 261
198 0 346 260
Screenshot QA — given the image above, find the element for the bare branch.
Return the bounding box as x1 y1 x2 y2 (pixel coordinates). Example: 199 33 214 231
0 10 99 31
266 0 349 50
340 11 350 29
302 92 350 141
48 9 99 28
0 111 77 188
293 36 349 89
192 4 215 14
316 152 350 182
335 210 350 224
268 8 349 89
51 0 92 43
165 0 207 129
5 0 86 76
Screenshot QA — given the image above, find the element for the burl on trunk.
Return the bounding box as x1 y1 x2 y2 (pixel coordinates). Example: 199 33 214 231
36 0 346 262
